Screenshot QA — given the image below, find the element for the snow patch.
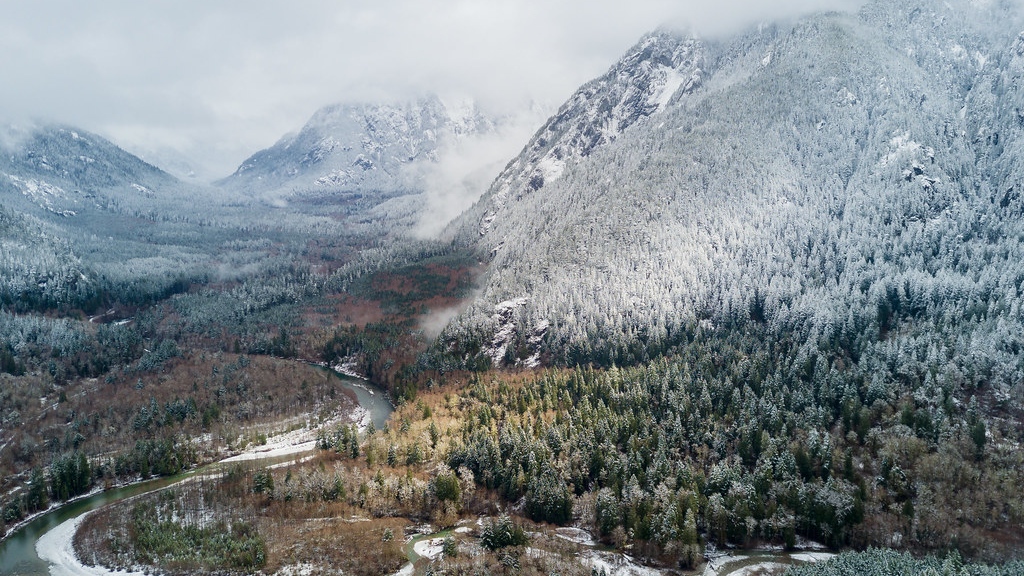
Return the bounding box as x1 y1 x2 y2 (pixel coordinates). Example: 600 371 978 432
332 358 368 381
536 155 566 184
413 537 446 559
315 169 352 187
37 513 147 576
879 131 925 168
220 439 316 463
487 297 528 366
351 406 372 433
730 562 789 576
5 173 77 217
580 549 668 576
302 136 338 165
221 403 365 463
391 564 415 576
554 526 596 546
789 552 835 563
273 562 318 576
649 67 688 112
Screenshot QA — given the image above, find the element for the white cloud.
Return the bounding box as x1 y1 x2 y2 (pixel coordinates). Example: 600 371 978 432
0 0 866 180
412 104 550 238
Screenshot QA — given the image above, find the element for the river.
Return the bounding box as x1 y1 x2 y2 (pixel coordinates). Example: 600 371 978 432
0 372 394 576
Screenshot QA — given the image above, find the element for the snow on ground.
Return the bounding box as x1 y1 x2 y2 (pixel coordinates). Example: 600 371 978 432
273 562 318 576
391 563 415 576
221 402 369 462
581 550 668 576
554 526 597 546
220 439 317 463
525 546 555 560
352 406 372 433
413 537 446 559
703 555 755 576
702 550 836 576
454 526 472 534
789 552 835 563
266 453 317 470
730 562 789 576
649 67 688 111
332 359 368 381
536 155 566 184
36 513 146 576
407 523 435 538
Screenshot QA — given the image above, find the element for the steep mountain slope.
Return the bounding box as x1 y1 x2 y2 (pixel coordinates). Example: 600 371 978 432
441 0 1024 398
0 125 189 221
0 124 253 307
428 7 1024 554
476 30 706 235
218 95 499 234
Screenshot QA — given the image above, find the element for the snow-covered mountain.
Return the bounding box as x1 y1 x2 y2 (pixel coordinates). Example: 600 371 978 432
217 95 503 229
0 124 183 220
0 123 245 307
438 0 1024 408
470 30 706 236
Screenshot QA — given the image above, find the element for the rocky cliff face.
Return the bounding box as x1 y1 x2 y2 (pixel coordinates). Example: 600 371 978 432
465 30 707 236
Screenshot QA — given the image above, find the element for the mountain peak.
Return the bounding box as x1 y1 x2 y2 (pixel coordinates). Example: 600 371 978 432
467 29 706 237
0 123 181 217
218 94 496 204
436 0 1024 372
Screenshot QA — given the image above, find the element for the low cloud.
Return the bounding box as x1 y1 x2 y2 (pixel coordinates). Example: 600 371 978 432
663 0 867 37
0 121 38 151
419 304 466 341
412 104 549 239
1 0 869 179
419 286 483 340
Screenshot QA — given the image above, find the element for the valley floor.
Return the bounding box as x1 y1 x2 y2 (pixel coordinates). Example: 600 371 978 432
54 360 1024 569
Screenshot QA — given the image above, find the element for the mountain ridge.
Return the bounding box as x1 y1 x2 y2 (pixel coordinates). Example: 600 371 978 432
435 0 1024 382
217 95 497 200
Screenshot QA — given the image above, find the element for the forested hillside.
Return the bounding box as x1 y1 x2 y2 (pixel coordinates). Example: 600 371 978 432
0 121 471 540
5 1 1024 573
417 0 1024 565
444 1 1024 386
0 124 252 309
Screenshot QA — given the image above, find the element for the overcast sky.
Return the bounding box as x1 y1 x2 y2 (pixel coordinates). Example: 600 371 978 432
1 0 863 181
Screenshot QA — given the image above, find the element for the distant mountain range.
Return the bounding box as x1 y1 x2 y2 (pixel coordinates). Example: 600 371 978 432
219 95 495 198
0 124 283 308
0 124 186 220
0 96 520 307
